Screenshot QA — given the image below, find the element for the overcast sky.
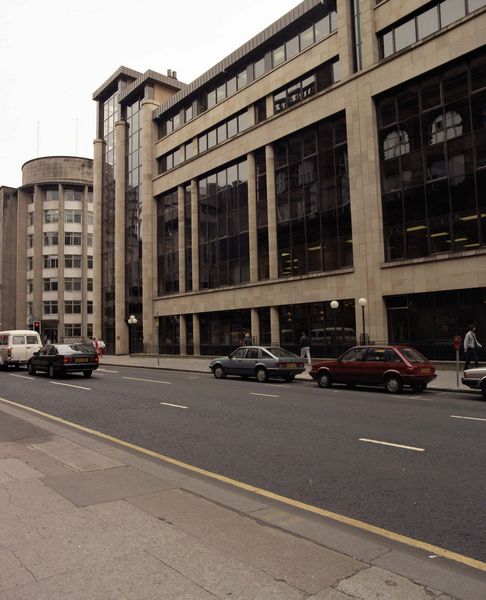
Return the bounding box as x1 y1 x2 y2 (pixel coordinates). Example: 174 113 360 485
0 0 300 188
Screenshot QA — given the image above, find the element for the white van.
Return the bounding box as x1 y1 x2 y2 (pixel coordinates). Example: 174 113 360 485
0 330 42 369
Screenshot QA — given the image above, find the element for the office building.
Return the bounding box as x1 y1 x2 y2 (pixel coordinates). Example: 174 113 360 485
93 0 486 359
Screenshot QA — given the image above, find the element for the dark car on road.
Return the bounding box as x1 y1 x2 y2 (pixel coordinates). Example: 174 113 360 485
209 346 305 382
309 345 436 393
28 343 99 378
461 366 486 399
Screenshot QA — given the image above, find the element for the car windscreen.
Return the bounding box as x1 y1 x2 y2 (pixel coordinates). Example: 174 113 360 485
55 344 94 354
265 347 296 358
400 347 428 363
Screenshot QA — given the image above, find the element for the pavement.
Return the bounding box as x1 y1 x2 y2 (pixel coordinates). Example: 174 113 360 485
0 355 485 599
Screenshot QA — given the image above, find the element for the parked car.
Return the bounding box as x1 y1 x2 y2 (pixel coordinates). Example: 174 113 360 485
209 346 305 382
309 345 436 393
28 343 99 378
461 367 486 399
0 330 42 369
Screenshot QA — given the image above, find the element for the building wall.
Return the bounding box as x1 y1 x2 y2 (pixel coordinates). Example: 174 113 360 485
18 157 94 341
0 187 18 330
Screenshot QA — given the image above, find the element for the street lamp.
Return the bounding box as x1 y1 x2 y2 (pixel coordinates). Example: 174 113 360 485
330 300 339 356
127 315 138 353
358 297 367 344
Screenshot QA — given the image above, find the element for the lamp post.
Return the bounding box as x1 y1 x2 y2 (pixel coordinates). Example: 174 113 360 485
330 300 339 356
358 297 367 344
127 314 138 354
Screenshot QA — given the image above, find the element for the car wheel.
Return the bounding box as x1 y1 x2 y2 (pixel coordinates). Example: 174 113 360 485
384 374 402 394
47 364 56 378
411 383 426 392
83 370 92 378
284 374 295 382
28 362 36 376
317 370 332 388
213 365 226 379
256 367 268 383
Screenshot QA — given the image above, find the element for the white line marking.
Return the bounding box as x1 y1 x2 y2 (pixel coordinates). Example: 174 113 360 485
359 438 425 452
160 402 188 409
98 368 118 373
10 375 34 381
450 415 486 423
123 376 171 385
50 381 91 391
188 376 199 379
250 392 279 398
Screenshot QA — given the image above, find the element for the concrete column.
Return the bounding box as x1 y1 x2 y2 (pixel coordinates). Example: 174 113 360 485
81 185 89 339
247 152 258 282
179 314 187 355
251 308 260 345
193 313 200 356
190 179 199 291
15 191 28 329
265 95 274 119
270 306 280 347
92 138 104 341
178 185 186 293
114 120 128 354
337 0 354 79
57 185 65 341
141 99 159 351
265 144 278 280
360 0 379 69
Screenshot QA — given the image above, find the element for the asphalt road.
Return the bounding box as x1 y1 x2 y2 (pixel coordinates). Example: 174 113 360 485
1 364 485 562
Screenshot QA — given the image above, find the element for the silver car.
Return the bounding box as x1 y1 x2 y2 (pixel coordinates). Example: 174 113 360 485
461 367 486 399
209 346 306 383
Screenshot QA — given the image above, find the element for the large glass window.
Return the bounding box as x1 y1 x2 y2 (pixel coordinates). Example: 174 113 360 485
275 112 352 277
378 53 486 261
157 190 179 295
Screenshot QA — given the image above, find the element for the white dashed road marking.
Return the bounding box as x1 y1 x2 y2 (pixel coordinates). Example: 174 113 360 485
359 438 425 452
50 381 91 391
98 368 118 373
160 402 188 409
250 392 279 398
10 375 33 381
450 415 486 423
123 376 171 385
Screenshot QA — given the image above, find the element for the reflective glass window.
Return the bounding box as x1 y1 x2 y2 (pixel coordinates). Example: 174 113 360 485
439 0 466 26
417 6 440 38
394 19 417 52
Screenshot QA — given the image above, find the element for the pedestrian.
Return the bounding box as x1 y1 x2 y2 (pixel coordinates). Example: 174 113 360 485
464 324 482 370
243 333 252 346
299 331 311 366
91 337 98 351
97 338 106 357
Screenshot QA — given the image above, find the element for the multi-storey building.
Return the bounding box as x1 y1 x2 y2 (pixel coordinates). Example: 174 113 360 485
0 186 18 330
93 0 486 359
16 156 94 342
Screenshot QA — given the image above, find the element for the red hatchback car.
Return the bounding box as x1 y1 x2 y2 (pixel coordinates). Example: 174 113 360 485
309 345 436 393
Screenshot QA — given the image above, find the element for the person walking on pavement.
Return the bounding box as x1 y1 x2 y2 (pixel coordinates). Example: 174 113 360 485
299 331 311 366
464 324 482 370
243 333 252 346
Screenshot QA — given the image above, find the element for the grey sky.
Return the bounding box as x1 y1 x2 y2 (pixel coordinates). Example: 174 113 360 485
0 0 300 188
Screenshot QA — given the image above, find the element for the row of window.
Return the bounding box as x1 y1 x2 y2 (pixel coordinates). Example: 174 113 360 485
27 278 93 293
42 301 93 315
274 58 340 114
27 189 90 203
379 0 486 59
157 1 337 138
27 255 94 270
39 209 93 225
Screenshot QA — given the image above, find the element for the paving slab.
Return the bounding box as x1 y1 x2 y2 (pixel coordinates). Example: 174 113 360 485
30 437 122 471
0 547 36 592
0 412 50 444
43 465 176 506
0 551 214 600
0 458 43 481
129 488 365 595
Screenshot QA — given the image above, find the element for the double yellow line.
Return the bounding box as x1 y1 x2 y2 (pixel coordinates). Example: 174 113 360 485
1 395 485 573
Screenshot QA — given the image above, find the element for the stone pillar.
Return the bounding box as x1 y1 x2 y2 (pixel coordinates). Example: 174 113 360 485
57 185 65 341
265 144 278 280
178 185 186 293
193 313 200 356
180 314 187 355
114 120 128 354
247 152 258 282
81 185 89 339
32 186 43 331
15 191 28 329
265 95 274 119
360 0 379 69
92 138 104 341
337 0 354 79
191 179 199 291
141 99 159 351
251 308 260 345
270 306 280 347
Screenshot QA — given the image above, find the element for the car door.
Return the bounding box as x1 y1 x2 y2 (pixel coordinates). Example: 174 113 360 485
361 348 387 384
227 348 247 375
334 347 366 383
243 347 260 375
11 335 26 363
35 345 51 372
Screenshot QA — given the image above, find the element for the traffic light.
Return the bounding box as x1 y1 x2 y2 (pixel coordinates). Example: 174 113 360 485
33 321 41 334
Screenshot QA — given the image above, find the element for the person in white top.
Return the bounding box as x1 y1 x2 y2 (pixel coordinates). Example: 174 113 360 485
464 324 482 370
